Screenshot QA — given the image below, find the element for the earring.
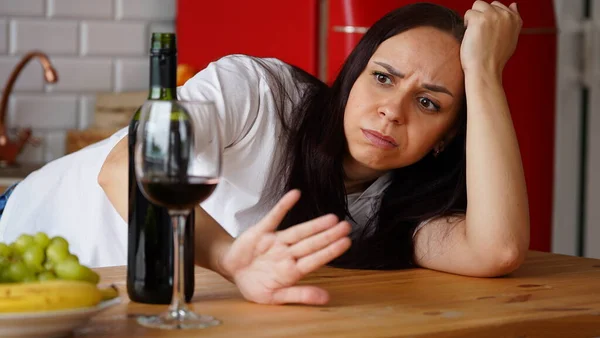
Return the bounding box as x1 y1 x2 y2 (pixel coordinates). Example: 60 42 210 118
433 141 444 157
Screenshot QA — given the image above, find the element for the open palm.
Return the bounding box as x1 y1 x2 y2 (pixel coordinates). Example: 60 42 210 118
220 190 352 305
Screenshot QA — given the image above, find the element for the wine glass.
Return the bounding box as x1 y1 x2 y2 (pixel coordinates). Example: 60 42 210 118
134 100 222 330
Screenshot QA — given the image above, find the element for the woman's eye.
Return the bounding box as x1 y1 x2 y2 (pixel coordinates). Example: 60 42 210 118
419 97 441 112
373 72 392 85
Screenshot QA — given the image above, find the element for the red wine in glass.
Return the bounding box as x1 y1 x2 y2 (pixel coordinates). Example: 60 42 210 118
141 176 218 210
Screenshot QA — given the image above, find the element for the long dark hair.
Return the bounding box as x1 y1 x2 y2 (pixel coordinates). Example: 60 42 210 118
273 3 468 269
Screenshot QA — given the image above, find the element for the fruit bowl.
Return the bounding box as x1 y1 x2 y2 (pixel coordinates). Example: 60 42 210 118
0 297 121 338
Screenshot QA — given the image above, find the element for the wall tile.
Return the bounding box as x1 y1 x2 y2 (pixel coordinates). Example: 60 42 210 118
0 0 45 17
8 94 78 129
46 57 112 92
0 56 45 91
114 57 147 92
48 0 113 19
10 19 78 55
148 21 175 38
0 19 7 54
116 0 176 20
81 21 146 56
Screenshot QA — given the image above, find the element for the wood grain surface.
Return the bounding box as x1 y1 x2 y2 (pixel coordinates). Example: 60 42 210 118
76 251 600 337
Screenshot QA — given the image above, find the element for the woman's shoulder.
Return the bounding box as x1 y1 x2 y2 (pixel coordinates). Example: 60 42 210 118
203 54 320 91
211 54 293 73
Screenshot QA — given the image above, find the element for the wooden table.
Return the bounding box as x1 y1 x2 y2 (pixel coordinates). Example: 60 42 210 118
77 251 600 337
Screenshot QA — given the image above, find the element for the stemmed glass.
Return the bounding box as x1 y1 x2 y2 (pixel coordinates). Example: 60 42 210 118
134 100 222 330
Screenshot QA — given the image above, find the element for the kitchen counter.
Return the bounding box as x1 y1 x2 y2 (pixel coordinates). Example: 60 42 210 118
84 251 600 337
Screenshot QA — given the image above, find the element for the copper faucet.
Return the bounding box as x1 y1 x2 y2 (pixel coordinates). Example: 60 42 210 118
0 51 58 166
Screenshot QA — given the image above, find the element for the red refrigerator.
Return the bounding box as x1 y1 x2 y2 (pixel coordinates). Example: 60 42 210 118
177 0 556 252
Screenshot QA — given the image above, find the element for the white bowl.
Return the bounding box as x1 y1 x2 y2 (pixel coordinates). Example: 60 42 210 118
0 297 121 338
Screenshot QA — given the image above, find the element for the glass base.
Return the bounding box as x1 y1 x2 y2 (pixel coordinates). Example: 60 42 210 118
137 308 221 330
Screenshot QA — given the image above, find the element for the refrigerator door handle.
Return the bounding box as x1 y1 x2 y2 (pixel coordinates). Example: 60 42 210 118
332 25 369 34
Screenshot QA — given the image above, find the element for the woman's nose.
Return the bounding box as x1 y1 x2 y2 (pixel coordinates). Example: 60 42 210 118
377 99 406 124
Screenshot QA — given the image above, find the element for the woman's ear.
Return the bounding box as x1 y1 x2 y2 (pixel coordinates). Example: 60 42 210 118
433 126 459 156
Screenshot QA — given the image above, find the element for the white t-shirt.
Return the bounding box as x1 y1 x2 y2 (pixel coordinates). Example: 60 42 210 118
0 55 391 267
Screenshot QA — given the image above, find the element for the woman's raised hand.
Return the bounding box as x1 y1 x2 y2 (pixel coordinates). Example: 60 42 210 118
220 190 352 305
461 1 522 76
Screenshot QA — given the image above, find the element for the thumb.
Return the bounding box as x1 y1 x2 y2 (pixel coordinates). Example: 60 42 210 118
509 2 518 13
270 286 330 305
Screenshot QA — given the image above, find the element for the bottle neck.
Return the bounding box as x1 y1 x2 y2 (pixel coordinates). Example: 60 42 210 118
148 52 177 100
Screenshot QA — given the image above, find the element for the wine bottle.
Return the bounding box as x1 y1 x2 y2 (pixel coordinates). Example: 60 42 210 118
127 33 195 304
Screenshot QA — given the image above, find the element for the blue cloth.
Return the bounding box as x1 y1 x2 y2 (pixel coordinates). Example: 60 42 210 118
0 182 18 218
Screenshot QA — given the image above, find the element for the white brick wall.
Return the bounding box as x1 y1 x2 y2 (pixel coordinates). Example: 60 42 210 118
0 20 7 54
47 58 112 92
81 21 146 56
1 0 45 17
114 57 147 92
10 20 79 55
149 22 175 35
9 94 78 129
0 0 176 163
48 0 113 19
0 57 44 91
116 0 176 20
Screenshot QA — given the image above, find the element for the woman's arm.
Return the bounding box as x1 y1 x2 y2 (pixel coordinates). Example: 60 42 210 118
414 1 529 277
98 125 351 305
98 136 128 221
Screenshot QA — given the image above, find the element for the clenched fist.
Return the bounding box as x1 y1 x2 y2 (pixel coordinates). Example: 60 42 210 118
461 1 522 77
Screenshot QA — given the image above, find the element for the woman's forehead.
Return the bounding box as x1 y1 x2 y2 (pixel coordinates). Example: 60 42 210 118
371 27 463 85
375 26 460 59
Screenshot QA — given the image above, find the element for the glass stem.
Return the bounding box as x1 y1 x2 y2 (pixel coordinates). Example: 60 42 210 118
169 210 190 316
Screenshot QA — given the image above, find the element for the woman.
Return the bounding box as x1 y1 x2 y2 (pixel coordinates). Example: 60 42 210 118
0 1 528 305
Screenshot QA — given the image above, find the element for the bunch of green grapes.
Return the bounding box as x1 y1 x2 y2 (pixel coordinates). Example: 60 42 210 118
0 232 99 284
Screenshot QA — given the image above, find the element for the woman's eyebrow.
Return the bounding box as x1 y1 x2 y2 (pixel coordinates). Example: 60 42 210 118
373 61 454 98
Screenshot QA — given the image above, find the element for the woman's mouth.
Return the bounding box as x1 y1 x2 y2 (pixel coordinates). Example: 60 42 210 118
361 129 398 149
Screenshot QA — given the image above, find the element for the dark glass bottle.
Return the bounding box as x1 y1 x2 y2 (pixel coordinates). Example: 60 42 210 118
127 33 195 304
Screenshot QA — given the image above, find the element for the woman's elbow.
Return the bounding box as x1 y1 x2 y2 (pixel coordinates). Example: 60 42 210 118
98 137 128 189
475 219 530 277
97 163 110 188
477 245 527 277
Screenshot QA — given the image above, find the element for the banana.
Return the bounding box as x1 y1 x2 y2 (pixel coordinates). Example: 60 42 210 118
0 280 108 313
99 284 119 302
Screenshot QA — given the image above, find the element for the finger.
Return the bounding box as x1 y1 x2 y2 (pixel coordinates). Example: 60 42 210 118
270 286 330 305
472 0 493 12
289 221 351 259
296 237 351 275
491 1 522 26
463 9 483 27
491 1 511 12
255 190 301 233
277 214 339 244
509 2 519 14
